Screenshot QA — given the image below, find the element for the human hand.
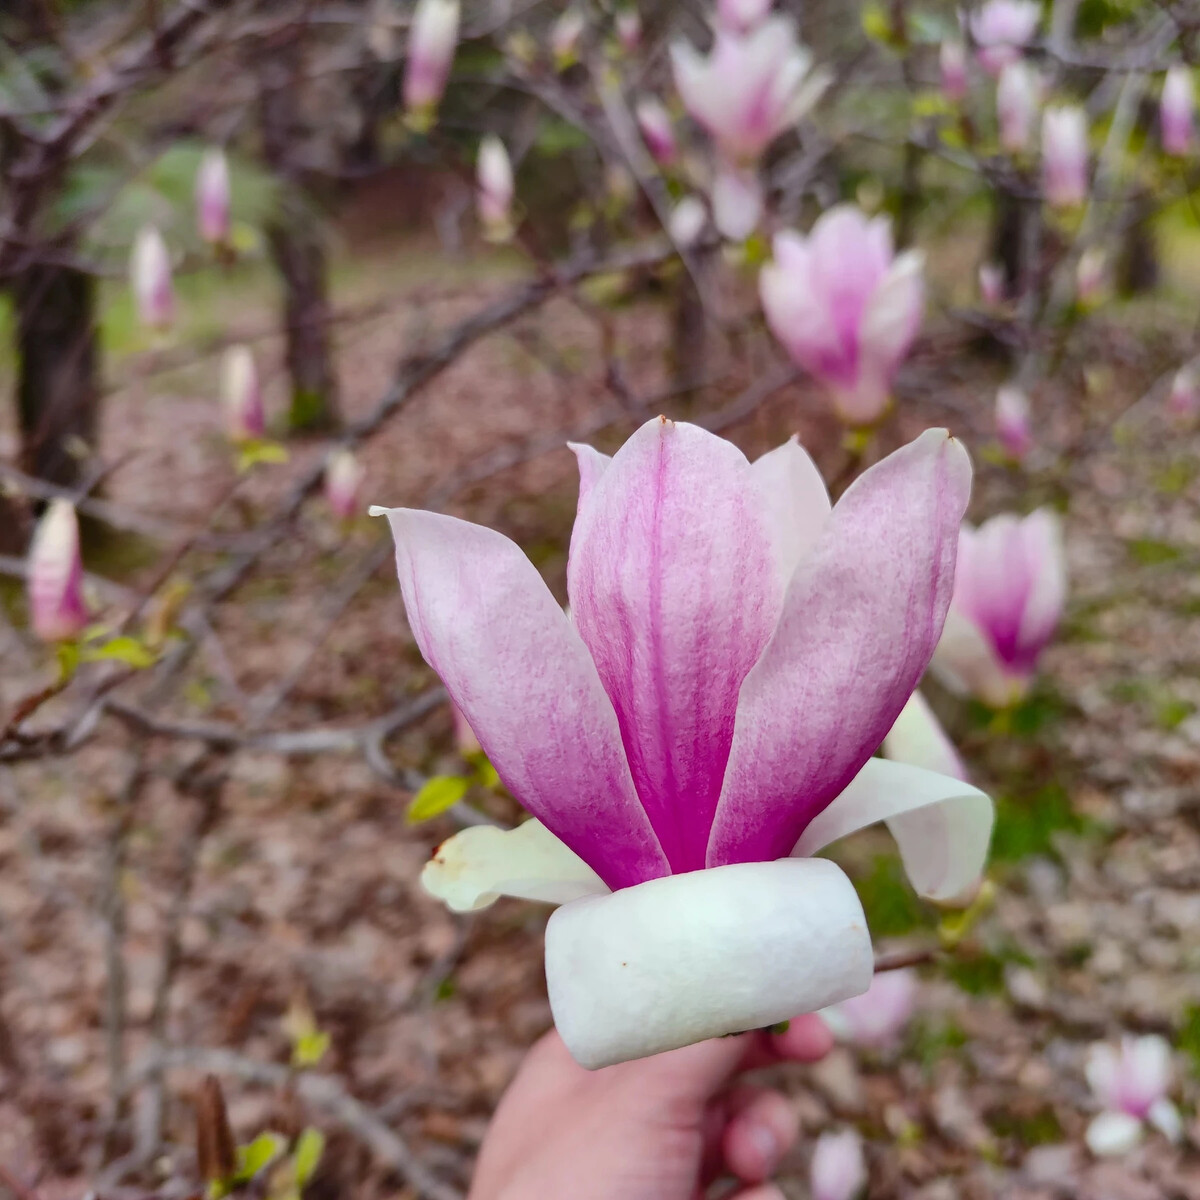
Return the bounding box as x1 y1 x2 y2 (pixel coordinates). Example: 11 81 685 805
468 1016 833 1200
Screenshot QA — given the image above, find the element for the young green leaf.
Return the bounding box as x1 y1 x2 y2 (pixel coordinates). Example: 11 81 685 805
406 775 470 823
293 1128 326 1189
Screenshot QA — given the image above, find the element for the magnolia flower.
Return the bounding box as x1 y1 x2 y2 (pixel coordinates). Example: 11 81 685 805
671 17 827 164
883 690 967 782
997 61 1038 153
811 1129 867 1200
979 261 1005 305
941 40 968 103
932 509 1066 708
220 345 265 443
324 448 365 521
760 205 924 426
995 384 1033 461
668 195 708 246
716 0 774 33
551 8 585 69
970 0 1040 76
1161 66 1194 156
615 7 641 52
373 420 992 1068
195 147 231 245
821 969 918 1048
1075 247 1106 307
476 135 515 242
403 0 459 127
1168 364 1200 419
27 500 88 643
130 225 174 331
1042 107 1088 209
636 98 678 166
1085 1037 1182 1156
711 163 764 241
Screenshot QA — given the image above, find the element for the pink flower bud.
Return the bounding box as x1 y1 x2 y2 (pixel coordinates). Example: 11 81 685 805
671 16 827 164
615 7 641 53
997 61 1038 153
668 195 708 246
979 261 1005 304
811 1129 867 1200
130 226 174 331
1167 365 1200 419
716 0 774 33
941 39 968 103
476 135 515 242
971 0 1040 77
324 448 365 520
711 162 762 241
195 147 231 245
636 98 678 165
1042 106 1088 209
1075 247 1106 306
403 0 459 126
995 384 1033 461
1085 1036 1181 1156
551 9 585 68
760 205 923 426
27 499 89 643
221 345 265 443
1161 66 1194 156
822 968 918 1048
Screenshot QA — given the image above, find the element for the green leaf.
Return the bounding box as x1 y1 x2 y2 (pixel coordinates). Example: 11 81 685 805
293 1128 326 1189
235 1132 287 1183
469 753 501 790
292 1029 330 1069
406 775 470 823
237 439 290 472
80 635 159 669
55 641 81 681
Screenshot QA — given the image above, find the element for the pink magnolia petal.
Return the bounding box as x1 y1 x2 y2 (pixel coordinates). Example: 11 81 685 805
859 250 924 372
750 436 831 587
1015 509 1066 654
372 506 668 889
568 442 612 513
708 429 972 866
567 417 779 873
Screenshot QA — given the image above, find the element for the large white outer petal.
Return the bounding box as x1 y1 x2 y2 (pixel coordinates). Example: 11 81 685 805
1085 1111 1143 1157
545 858 873 1069
421 819 607 913
792 758 993 903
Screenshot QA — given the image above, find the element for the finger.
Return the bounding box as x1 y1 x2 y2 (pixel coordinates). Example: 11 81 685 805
739 1013 835 1071
730 1183 787 1200
722 1090 799 1183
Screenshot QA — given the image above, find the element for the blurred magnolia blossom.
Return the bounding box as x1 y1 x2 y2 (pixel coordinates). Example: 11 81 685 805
1086 1036 1181 1156
1167 364 1200 419
672 15 827 237
1042 106 1089 208
932 509 1066 708
979 261 1006 305
997 61 1038 153
129 225 174 331
821 968 918 1048
476 135 515 242
759 205 924 427
551 8 585 69
810 1129 867 1200
1161 66 1194 156
403 0 459 128
27 499 89 644
373 420 992 1068
994 384 1033 462
668 195 708 246
970 0 1040 76
940 39 968 103
635 98 677 166
716 0 774 33
195 147 231 245
615 6 641 52
324 448 365 521
220 345 265 443
1075 247 1107 306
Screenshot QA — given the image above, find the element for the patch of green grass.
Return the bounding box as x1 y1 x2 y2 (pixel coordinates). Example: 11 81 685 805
1179 1004 1200 1079
1010 690 1070 737
855 854 933 937
1155 459 1197 495
988 1104 1064 1146
945 942 1033 996
1126 537 1184 567
1156 695 1196 730
910 1016 968 1068
990 784 1089 863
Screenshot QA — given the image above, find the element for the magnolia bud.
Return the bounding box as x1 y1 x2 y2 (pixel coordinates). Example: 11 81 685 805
1168 365 1200 419
324 448 365 521
668 195 708 246
995 385 1033 461
997 61 1037 153
1042 106 1088 209
1161 66 1194 157
130 226 174 331
476 135 515 242
403 0 460 128
979 261 1006 304
1076 247 1106 307
615 7 641 52
940 40 967 103
551 9 585 69
27 499 89 643
811 1129 867 1200
220 345 265 443
635 98 677 165
711 163 762 241
195 147 231 246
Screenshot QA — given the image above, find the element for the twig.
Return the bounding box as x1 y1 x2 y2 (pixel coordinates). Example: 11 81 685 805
873 945 939 973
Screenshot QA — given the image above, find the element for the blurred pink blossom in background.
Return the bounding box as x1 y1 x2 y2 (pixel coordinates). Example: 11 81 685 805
27 500 89 644
1161 65 1194 156
129 225 174 331
971 0 1040 76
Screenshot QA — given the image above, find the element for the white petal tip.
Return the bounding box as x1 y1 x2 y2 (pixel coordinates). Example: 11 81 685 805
367 505 390 517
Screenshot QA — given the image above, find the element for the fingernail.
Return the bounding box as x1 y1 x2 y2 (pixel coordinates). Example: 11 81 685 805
749 1124 779 1171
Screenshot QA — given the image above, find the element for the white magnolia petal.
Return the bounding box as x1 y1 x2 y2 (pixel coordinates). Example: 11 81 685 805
1148 1098 1183 1144
931 608 1026 708
1085 1111 1143 1157
882 690 967 782
792 758 993 903
420 819 607 913
546 858 873 1069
